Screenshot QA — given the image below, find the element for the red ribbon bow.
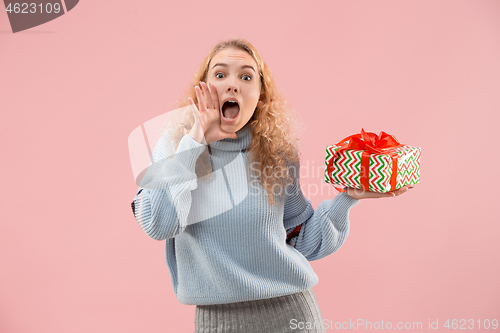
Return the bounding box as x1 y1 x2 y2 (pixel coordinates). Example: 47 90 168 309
327 129 404 192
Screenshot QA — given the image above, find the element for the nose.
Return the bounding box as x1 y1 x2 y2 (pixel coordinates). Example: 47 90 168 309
227 83 238 93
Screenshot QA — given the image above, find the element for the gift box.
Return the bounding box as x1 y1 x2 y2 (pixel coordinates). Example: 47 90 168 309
324 129 420 193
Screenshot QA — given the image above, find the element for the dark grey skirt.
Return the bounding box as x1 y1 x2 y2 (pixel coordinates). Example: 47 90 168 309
194 288 326 333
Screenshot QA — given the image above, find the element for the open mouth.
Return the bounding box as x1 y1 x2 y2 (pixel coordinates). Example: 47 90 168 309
221 100 240 120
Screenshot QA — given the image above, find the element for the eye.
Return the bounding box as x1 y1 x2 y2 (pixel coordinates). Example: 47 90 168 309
215 72 225 79
242 74 252 81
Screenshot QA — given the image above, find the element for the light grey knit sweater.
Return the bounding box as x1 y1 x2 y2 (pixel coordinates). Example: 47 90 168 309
132 123 360 305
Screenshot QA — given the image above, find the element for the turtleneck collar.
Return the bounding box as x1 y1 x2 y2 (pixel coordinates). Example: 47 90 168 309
208 122 253 152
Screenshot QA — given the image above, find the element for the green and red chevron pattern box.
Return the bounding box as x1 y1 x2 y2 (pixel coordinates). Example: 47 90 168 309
324 130 421 193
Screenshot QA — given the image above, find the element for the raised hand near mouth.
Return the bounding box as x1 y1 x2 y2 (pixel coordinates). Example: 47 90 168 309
188 81 238 145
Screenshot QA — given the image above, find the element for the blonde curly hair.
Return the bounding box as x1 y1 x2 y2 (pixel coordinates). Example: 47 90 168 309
163 37 303 206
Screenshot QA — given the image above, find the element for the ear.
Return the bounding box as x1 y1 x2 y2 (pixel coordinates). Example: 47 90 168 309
257 100 264 108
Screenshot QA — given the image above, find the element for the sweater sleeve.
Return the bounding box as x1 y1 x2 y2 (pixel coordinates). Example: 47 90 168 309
132 131 206 240
283 158 360 261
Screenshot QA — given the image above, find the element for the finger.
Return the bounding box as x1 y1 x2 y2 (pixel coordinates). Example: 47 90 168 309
187 97 197 111
187 97 200 119
347 187 370 199
350 187 393 199
209 83 220 112
200 82 213 109
194 85 206 112
371 191 395 198
391 185 412 197
402 184 414 193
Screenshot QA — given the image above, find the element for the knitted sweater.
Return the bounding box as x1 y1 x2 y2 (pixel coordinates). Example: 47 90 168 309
131 123 360 305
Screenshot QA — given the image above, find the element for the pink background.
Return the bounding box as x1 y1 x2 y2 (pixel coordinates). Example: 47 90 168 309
1 0 499 332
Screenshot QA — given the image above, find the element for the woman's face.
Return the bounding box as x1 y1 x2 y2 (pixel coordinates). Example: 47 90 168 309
206 48 262 133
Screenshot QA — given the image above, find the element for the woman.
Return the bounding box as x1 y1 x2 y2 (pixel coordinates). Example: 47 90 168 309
131 37 413 333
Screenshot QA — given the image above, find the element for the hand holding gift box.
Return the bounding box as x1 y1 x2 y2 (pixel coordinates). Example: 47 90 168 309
325 129 420 198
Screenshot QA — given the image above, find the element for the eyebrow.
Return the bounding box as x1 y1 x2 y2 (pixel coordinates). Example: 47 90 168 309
211 63 256 73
